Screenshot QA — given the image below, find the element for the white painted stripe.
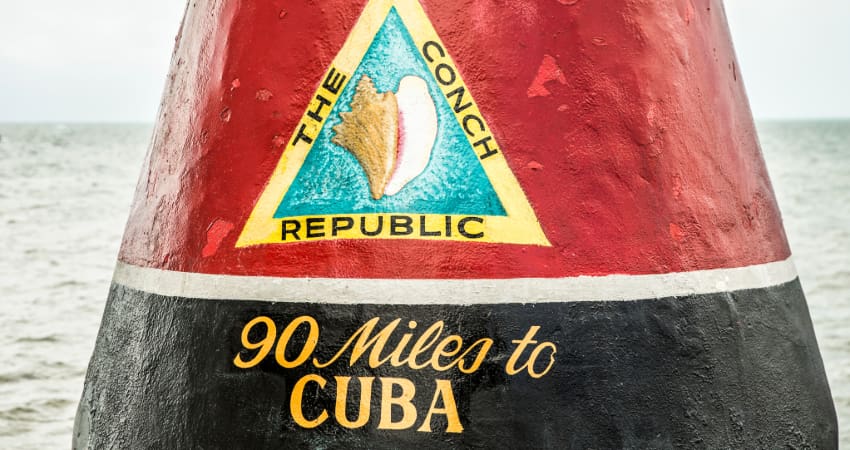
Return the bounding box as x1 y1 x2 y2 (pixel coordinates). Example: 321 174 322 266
111 258 798 305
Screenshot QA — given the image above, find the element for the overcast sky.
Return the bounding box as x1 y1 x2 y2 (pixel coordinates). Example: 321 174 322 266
1 0 848 122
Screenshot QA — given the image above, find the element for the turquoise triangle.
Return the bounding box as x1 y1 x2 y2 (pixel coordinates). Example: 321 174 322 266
274 8 506 218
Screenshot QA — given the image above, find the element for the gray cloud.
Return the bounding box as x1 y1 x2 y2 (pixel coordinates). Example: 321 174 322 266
0 1 847 122
726 0 850 119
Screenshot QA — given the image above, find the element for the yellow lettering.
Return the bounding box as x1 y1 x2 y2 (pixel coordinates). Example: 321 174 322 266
506 326 557 378
506 326 541 376
275 316 319 368
233 316 276 369
431 336 463 371
388 324 417 367
527 342 557 378
290 374 328 428
378 377 417 430
313 318 400 369
311 318 493 376
417 380 463 433
406 321 445 370
334 376 374 429
456 338 493 374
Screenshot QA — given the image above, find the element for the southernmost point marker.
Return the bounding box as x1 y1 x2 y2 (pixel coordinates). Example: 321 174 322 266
75 1 837 448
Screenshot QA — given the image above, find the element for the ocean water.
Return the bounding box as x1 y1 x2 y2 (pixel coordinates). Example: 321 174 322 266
0 121 847 448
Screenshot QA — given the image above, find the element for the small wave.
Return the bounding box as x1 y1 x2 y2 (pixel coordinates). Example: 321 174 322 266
811 281 850 294
0 371 43 383
48 280 86 289
15 335 60 344
41 360 74 370
2 398 77 415
40 398 73 409
0 406 39 421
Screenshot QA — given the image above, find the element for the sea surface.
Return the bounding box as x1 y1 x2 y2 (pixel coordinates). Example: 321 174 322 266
0 122 847 448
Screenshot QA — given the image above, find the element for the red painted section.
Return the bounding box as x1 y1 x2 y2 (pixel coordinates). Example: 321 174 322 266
119 0 790 279
201 219 235 258
527 55 567 98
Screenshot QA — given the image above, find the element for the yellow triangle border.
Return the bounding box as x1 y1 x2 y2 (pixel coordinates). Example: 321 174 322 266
236 0 550 247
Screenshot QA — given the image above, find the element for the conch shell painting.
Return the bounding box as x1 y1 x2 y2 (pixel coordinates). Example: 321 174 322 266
333 75 438 200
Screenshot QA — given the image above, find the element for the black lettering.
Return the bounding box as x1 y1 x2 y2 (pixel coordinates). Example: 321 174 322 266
307 95 332 122
445 216 452 238
292 123 314 146
322 67 347 95
420 216 441 237
282 220 302 241
458 217 485 239
390 216 414 236
422 41 445 63
446 86 473 114
435 63 456 86
360 216 384 237
332 217 355 236
473 136 499 160
462 114 486 137
306 218 325 238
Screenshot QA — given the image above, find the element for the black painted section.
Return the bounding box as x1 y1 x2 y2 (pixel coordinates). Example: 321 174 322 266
74 280 837 449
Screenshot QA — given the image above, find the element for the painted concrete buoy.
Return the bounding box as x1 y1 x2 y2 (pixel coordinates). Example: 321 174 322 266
75 0 837 448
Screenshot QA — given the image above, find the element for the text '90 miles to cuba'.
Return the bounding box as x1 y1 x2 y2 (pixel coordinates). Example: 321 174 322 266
233 315 558 434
